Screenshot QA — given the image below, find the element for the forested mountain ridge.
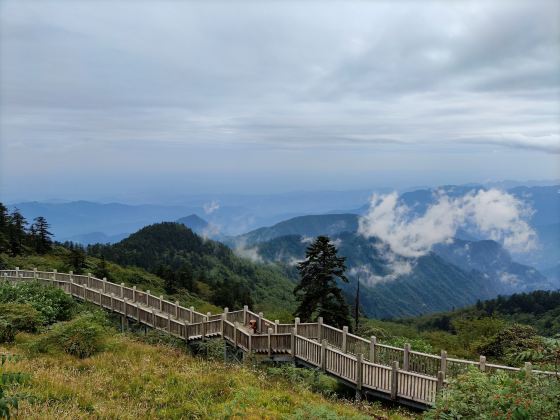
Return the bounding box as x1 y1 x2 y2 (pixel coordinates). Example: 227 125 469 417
252 231 552 319
87 222 297 318
232 213 359 247
396 289 560 337
433 239 553 290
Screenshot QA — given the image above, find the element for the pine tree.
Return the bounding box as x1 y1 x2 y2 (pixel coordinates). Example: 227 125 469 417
8 209 27 256
94 255 110 280
354 278 361 331
0 203 9 253
294 236 351 328
67 244 87 274
31 216 53 254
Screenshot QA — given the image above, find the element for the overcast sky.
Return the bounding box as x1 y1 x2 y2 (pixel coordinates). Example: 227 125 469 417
1 0 559 203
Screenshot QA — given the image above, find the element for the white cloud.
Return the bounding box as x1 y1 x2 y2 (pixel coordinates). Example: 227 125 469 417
203 200 220 215
358 189 537 258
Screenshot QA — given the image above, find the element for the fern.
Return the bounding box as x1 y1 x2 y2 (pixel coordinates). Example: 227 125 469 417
0 354 28 419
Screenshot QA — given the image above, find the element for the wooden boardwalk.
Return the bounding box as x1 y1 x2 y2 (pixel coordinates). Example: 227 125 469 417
1 268 550 409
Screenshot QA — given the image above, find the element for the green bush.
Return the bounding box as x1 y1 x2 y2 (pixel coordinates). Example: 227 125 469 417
32 314 108 358
190 338 225 361
266 364 339 396
0 303 43 333
476 324 543 364
426 367 560 419
0 281 75 325
0 320 15 344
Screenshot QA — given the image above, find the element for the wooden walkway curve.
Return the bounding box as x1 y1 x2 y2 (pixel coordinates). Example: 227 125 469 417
1 268 551 409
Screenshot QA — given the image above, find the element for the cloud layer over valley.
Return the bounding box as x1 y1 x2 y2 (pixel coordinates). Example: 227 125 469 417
358 189 537 258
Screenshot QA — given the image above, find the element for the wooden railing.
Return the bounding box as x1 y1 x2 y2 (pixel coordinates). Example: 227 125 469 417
1 268 552 408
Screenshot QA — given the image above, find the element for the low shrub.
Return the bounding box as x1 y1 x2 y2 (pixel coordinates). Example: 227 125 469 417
0 281 75 324
475 324 543 364
138 329 188 351
190 338 225 361
0 319 15 343
31 314 108 358
426 367 560 419
266 364 339 396
0 303 43 333
0 354 29 419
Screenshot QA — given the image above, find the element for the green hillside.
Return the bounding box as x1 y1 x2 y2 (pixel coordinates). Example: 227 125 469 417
1 246 222 315
253 233 501 319
87 223 297 320
359 290 560 361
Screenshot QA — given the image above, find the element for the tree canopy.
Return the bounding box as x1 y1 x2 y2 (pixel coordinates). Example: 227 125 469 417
294 236 351 328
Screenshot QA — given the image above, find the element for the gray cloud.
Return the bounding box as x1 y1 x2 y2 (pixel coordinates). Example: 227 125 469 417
0 0 558 200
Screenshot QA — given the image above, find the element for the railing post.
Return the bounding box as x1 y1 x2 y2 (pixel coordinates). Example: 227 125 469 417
174 301 179 319
87 272 91 288
436 371 445 393
243 305 248 324
151 308 157 328
234 322 238 348
15 267 19 277
369 336 377 362
290 328 296 357
267 327 273 357
321 339 327 371
248 332 252 355
110 293 115 311
102 277 107 293
317 317 323 341
294 317 300 335
342 326 348 353
189 306 194 323
479 355 486 372
391 361 399 400
120 283 125 298
184 321 189 341
52 268 57 285
274 320 279 334
524 362 532 380
356 353 363 401
132 286 137 302
146 290 151 306
440 350 447 377
220 313 225 336
159 295 163 311
224 307 229 321
202 317 207 341
258 312 263 332
403 343 410 371
33 267 37 278
167 314 171 333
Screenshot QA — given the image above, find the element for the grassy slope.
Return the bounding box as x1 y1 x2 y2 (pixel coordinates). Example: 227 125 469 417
2 334 412 419
359 290 560 360
2 249 223 315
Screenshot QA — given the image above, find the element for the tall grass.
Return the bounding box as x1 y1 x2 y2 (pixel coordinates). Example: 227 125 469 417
1 334 413 419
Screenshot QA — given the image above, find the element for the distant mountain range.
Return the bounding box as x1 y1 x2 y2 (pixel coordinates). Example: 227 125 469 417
8 183 558 319
176 214 210 236
231 208 557 318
